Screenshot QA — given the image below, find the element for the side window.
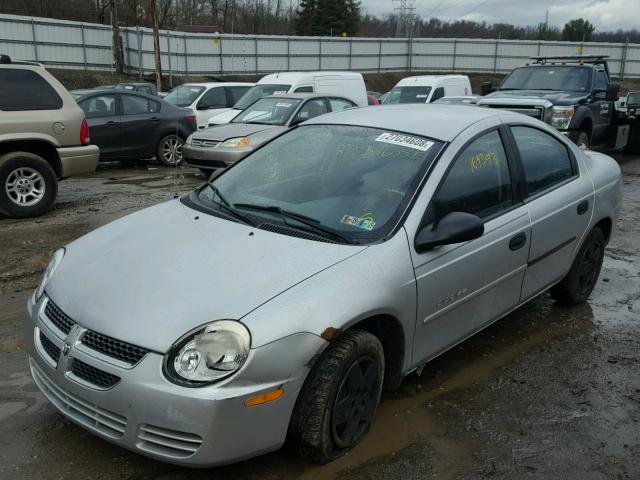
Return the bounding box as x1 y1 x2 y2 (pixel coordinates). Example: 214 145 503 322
594 70 607 91
149 100 161 113
0 69 63 111
511 126 574 196
139 86 153 95
430 87 445 102
80 94 117 118
329 98 356 111
227 86 251 104
198 87 227 108
293 98 328 123
294 86 314 93
429 130 512 222
122 95 152 115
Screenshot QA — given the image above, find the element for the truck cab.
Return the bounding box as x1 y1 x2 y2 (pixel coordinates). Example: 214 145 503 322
478 56 622 149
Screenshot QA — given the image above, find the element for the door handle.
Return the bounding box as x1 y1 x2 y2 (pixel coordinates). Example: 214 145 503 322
150 117 160 122
105 121 117 127
509 232 527 251
577 200 589 215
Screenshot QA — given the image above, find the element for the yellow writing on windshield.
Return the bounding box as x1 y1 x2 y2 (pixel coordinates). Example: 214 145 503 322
335 143 424 161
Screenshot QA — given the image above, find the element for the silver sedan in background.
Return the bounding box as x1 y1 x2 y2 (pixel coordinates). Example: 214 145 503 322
26 105 621 467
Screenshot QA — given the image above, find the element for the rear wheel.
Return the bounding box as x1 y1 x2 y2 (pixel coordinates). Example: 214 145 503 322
569 130 590 150
0 152 57 218
550 228 605 305
157 134 184 166
288 329 384 464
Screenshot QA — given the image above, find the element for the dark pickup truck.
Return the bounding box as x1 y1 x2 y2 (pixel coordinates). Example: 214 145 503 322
478 55 629 150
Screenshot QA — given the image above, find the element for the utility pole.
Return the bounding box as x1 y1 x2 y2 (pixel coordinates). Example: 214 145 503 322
111 0 125 73
393 0 416 38
150 0 163 92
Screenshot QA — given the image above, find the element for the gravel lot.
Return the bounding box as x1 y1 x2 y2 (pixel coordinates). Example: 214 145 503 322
0 156 638 480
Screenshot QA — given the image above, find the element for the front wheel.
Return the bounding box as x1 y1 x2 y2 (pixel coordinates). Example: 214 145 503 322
550 227 605 305
0 152 58 218
157 134 184 166
288 329 384 464
569 130 590 150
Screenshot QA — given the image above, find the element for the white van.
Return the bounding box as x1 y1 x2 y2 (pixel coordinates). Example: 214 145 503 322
383 75 472 105
163 82 254 129
207 71 368 125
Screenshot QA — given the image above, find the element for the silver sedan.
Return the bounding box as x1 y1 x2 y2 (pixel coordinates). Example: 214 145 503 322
26 104 622 467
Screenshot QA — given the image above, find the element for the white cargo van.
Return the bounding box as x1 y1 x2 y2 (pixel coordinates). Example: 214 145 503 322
207 71 368 125
383 75 472 105
164 82 254 129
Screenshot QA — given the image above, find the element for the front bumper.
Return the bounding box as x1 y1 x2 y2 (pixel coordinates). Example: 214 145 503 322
183 144 252 170
56 145 99 178
25 294 325 467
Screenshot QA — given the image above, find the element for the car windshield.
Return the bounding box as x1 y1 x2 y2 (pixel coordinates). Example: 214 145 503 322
164 85 206 107
384 86 432 104
627 92 640 106
193 125 444 244
233 84 291 110
231 97 302 125
500 66 592 92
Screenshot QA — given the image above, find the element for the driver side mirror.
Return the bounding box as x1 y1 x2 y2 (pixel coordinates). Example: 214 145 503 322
414 212 484 253
196 103 210 110
605 83 620 102
290 117 305 127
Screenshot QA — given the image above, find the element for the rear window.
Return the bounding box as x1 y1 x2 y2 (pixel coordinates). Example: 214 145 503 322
0 69 63 111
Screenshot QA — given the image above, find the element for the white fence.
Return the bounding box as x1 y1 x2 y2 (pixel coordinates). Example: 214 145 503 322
1 13 639 79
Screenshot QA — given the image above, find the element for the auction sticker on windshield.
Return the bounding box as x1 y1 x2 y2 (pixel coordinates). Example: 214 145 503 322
375 133 434 152
340 213 376 231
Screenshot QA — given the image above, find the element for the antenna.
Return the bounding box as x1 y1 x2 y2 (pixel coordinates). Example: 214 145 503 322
393 0 416 38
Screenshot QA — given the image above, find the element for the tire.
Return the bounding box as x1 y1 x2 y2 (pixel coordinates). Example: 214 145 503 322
550 228 605 305
288 329 384 464
156 134 184 166
0 152 58 218
569 130 590 150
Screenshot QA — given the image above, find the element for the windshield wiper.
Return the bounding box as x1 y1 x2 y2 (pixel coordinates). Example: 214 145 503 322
234 203 354 244
207 183 255 226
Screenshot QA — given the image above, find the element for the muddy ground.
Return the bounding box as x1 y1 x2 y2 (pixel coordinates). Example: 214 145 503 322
0 156 639 480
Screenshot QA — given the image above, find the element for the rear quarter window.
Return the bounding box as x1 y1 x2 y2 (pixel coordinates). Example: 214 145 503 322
0 69 63 111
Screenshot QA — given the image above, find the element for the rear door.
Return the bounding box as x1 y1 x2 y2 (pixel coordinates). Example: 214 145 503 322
119 93 161 158
506 125 594 300
79 93 121 159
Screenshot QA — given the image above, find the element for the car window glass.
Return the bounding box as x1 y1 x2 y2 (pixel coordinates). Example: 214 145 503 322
122 95 152 115
141 86 153 95
429 130 512 222
329 98 355 111
80 94 117 118
0 69 63 111
594 71 607 91
430 87 445 102
227 86 252 104
199 87 227 108
149 100 161 113
511 126 574 196
294 98 328 123
294 86 314 93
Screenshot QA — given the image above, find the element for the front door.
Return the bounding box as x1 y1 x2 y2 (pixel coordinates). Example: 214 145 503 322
410 128 531 364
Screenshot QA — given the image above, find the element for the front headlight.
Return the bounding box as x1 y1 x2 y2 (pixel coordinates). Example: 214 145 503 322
185 134 193 145
35 248 65 301
221 136 250 148
165 320 251 386
549 106 574 129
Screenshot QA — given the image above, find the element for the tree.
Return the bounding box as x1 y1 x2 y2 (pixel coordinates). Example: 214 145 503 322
295 0 359 36
562 18 596 42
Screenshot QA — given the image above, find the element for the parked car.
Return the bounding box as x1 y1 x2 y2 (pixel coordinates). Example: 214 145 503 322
27 104 621 467
184 93 356 172
207 71 368 125
624 90 640 154
0 55 98 218
163 82 254 129
72 89 197 166
433 95 480 105
383 75 472 105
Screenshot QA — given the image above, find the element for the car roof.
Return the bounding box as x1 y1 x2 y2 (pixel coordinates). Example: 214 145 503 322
258 71 363 84
396 75 469 86
266 93 349 101
303 104 514 141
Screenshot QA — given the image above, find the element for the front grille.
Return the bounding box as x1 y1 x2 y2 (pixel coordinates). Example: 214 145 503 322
44 299 75 334
191 139 220 148
70 358 120 389
259 222 336 244
30 359 127 438
39 331 61 364
136 424 203 459
81 330 148 366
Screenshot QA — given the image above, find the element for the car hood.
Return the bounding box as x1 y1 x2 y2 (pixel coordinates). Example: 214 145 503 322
485 89 588 106
193 123 283 141
46 199 366 352
208 109 241 124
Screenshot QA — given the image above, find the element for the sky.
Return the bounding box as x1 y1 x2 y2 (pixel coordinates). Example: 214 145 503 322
360 0 639 31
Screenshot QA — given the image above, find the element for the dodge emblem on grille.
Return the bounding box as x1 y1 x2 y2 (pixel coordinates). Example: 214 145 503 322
62 343 71 356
